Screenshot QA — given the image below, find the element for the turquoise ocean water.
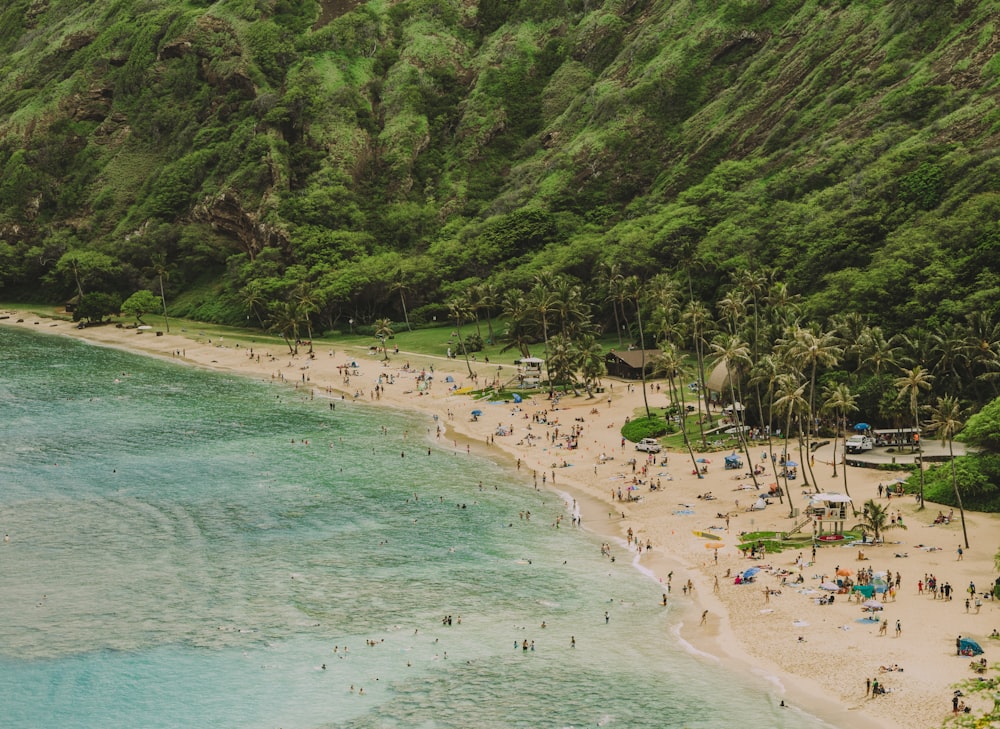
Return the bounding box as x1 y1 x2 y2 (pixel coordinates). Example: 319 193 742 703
0 326 833 729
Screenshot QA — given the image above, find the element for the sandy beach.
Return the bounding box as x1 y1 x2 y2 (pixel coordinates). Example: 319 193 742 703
5 309 997 728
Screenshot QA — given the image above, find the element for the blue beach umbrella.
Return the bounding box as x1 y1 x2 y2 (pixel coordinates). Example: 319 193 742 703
742 567 760 579
512 393 522 403
854 423 871 431
471 409 483 417
784 460 798 467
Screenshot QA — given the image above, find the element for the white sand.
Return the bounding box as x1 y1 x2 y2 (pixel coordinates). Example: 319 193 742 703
5 310 998 728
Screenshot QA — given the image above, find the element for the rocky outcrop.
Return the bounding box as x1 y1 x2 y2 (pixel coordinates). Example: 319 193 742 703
192 192 288 260
157 15 255 99
60 30 97 53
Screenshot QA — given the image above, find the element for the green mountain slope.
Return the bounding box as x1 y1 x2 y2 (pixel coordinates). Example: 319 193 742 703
1 0 998 331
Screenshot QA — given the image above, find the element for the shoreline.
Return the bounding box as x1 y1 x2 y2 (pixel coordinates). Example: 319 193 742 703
5 309 997 728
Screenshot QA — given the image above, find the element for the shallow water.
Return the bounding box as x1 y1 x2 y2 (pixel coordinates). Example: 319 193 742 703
0 326 832 728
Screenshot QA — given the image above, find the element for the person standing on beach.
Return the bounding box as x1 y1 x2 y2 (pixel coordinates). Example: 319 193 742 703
895 619 901 637
604 611 609 624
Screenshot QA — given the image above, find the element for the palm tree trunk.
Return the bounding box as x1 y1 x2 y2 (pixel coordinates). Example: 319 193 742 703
399 292 411 331
158 273 170 333
783 413 795 518
915 410 926 510
949 439 969 548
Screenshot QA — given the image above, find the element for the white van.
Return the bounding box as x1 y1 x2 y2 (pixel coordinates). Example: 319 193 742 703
845 435 873 453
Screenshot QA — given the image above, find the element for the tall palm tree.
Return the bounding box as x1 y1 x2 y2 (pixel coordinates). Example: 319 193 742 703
293 285 320 353
387 270 412 332
773 375 808 517
894 365 934 509
709 332 759 488
499 290 532 358
853 499 907 544
749 354 789 504
782 325 843 488
682 300 714 447
655 345 701 478
858 326 902 377
374 318 394 360
822 382 858 509
578 335 606 396
268 301 300 355
240 281 267 329
603 263 628 347
448 295 475 377
478 282 499 345
527 274 561 387
924 395 968 548
151 253 170 333
961 311 1000 398
546 334 582 391
624 275 653 419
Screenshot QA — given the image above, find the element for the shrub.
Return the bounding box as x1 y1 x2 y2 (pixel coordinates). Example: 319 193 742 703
622 416 673 442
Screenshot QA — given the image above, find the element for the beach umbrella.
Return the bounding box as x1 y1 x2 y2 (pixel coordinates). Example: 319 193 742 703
742 567 761 579
862 599 883 611
471 409 483 416
696 458 710 463
836 567 853 576
853 423 871 431
820 582 840 591
512 393 522 403
704 542 725 549
784 460 798 467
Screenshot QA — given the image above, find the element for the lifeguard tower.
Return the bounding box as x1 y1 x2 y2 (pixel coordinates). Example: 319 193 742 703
514 357 544 388
807 493 853 540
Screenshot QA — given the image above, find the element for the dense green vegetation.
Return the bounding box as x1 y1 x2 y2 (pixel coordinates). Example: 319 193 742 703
1 0 999 435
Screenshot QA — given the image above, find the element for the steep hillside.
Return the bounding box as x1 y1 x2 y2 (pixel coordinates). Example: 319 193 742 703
0 0 998 331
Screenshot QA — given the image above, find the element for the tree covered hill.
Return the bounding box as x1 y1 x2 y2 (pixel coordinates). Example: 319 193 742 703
1 0 998 334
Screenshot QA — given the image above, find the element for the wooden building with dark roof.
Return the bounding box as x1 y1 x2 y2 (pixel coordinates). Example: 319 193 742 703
605 349 662 379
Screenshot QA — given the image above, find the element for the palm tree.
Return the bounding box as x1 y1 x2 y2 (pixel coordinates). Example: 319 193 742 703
546 334 582 391
603 263 628 347
624 275 654 419
709 332 759 489
240 281 267 329
374 318 394 360
858 326 902 377
499 290 532 358
293 286 320 353
578 335 606 396
853 499 907 544
478 282 499 345
924 395 968 548
748 353 789 504
782 325 843 488
823 382 858 510
151 253 170 333
655 345 701 478
448 295 474 377
961 311 1000 398
268 301 300 355
527 274 560 387
682 300 714 447
388 271 413 332
773 375 808 517
895 365 934 509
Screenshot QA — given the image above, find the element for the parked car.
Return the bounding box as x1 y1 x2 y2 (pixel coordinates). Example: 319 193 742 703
845 435 873 453
636 438 662 453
